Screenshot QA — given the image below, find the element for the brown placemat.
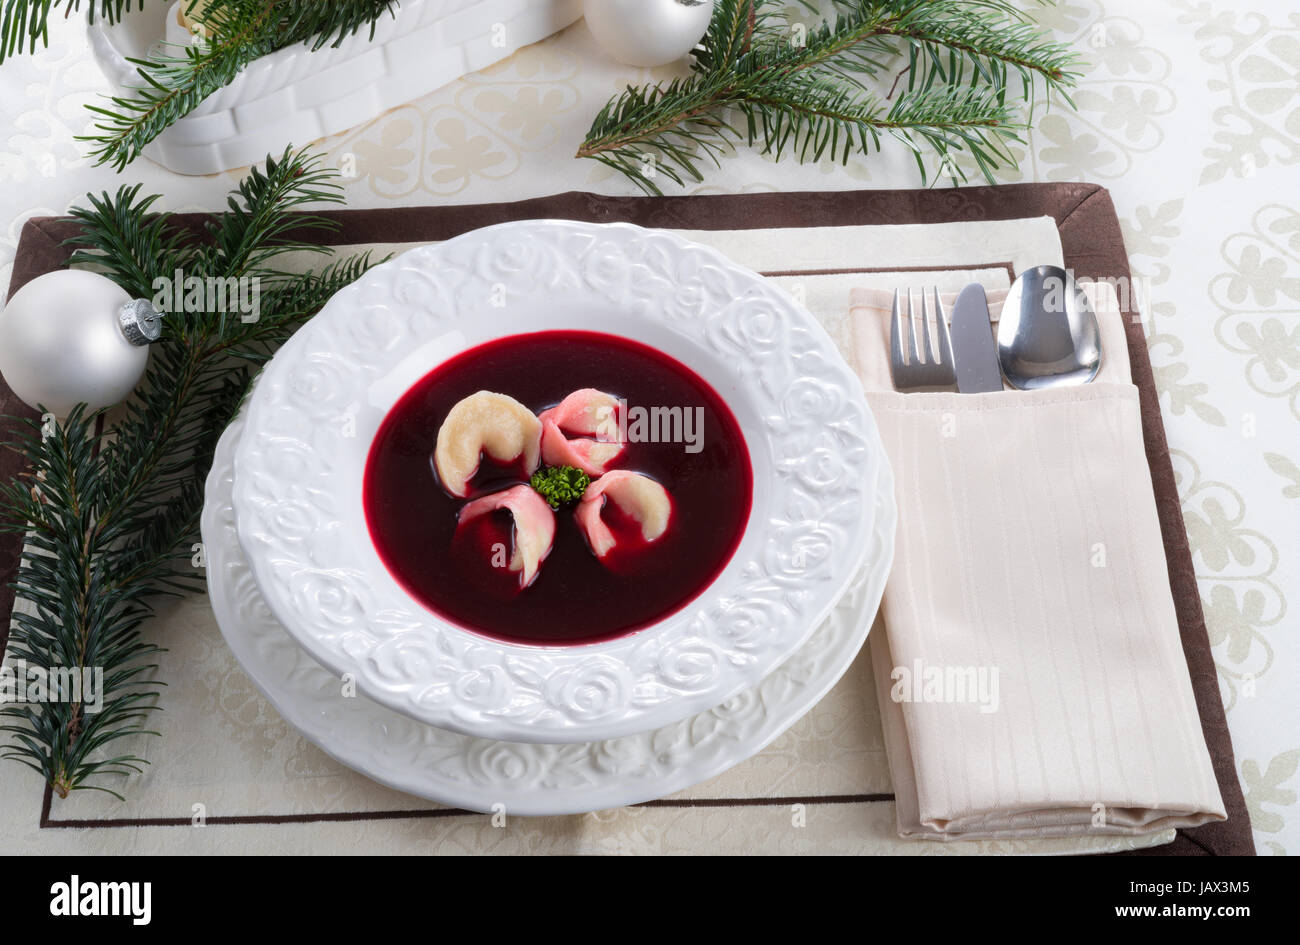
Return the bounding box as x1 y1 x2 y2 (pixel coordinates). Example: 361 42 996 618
0 183 1252 855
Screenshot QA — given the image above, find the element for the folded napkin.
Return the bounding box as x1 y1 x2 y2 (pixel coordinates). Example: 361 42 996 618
850 281 1227 840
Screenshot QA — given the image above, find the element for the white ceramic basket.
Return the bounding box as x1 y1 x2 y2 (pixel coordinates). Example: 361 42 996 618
88 0 583 175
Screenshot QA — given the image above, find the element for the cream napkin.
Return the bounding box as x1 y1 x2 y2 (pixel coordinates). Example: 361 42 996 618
850 281 1227 840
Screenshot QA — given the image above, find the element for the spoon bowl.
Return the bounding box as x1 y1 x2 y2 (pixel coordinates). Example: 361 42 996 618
997 265 1101 389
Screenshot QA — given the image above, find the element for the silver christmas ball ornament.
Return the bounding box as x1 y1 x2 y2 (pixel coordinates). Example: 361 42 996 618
584 0 715 68
0 269 160 417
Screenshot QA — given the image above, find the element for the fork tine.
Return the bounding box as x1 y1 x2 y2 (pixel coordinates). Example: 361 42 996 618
889 284 958 392
890 288 903 370
933 286 955 368
906 287 920 365
920 288 936 364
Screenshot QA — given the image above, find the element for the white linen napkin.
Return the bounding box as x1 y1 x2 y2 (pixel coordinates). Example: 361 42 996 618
850 281 1227 839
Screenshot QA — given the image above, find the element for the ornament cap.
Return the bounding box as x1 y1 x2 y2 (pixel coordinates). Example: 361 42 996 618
118 298 162 346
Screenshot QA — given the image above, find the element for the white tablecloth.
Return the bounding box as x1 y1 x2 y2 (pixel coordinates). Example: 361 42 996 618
0 1 1294 855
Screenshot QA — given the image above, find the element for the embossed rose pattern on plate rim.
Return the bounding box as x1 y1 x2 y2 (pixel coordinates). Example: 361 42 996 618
230 220 884 743
207 413 897 814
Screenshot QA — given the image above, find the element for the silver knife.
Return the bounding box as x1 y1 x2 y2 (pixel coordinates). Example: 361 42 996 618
950 283 1003 393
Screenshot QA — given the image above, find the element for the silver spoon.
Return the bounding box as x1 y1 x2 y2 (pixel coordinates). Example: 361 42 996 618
997 265 1102 389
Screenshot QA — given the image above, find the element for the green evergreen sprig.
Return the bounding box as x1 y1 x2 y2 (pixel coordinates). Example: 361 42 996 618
0 147 383 799
578 0 1080 194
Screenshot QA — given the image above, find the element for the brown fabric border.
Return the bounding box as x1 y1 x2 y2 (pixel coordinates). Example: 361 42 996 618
0 184 1251 855
39 793 897 830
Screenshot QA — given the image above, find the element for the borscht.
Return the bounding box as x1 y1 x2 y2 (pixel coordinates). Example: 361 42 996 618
362 330 752 646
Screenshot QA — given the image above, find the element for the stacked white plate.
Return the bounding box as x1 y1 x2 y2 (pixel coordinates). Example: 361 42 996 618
89 0 584 175
200 220 897 814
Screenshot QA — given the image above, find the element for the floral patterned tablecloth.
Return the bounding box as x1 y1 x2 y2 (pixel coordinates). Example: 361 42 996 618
0 1 1294 854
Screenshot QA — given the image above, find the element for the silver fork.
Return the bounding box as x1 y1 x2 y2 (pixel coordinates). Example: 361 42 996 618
888 286 957 392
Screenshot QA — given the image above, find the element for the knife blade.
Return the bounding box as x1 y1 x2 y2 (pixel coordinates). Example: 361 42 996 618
950 283 1003 393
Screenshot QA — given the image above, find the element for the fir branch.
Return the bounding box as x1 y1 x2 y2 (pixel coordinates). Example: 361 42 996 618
66 184 194 299
0 406 163 799
203 249 383 363
578 0 1079 194
693 0 782 73
195 146 346 282
867 1 1080 102
0 148 382 800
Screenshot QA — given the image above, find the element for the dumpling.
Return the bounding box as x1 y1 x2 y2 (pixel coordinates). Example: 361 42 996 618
540 419 624 476
456 484 556 587
539 388 625 476
434 391 542 498
540 388 622 438
575 470 672 559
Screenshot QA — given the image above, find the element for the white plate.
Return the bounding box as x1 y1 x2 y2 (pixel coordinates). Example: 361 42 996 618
232 220 884 743
206 413 896 815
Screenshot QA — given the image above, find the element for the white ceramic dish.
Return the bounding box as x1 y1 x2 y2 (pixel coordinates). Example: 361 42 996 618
205 412 896 815
231 219 884 743
88 0 582 175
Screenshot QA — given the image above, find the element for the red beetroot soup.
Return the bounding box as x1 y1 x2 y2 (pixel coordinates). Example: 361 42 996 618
362 330 753 646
